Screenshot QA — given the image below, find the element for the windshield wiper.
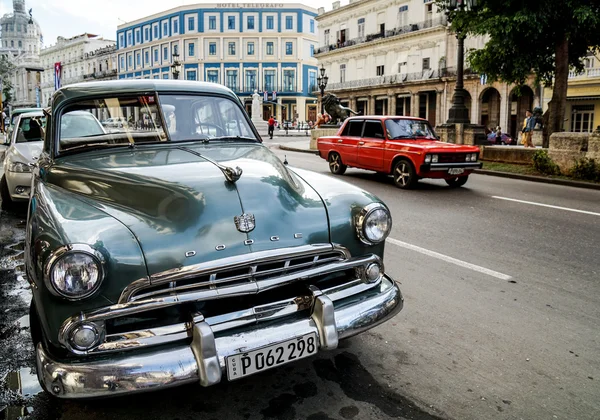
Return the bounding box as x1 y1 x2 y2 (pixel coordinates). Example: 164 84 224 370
59 142 132 156
207 136 258 142
392 135 416 139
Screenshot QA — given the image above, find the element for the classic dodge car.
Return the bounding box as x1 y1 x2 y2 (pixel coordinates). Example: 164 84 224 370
26 80 403 399
317 116 482 189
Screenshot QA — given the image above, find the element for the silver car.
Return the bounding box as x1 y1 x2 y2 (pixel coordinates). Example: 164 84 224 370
1 111 45 210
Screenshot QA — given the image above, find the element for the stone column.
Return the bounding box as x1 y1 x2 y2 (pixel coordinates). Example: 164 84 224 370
296 96 307 122
349 95 357 112
368 95 375 115
411 93 419 117
499 84 510 133
435 91 443 125
389 94 397 116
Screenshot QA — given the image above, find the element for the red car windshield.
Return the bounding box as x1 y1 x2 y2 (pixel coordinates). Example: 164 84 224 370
385 119 437 140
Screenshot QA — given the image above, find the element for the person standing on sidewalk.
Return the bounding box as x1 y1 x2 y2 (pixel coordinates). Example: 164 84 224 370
522 110 536 148
268 115 275 139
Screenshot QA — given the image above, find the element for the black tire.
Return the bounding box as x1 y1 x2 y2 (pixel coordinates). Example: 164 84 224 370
445 175 469 188
392 160 418 189
328 152 347 175
0 175 15 211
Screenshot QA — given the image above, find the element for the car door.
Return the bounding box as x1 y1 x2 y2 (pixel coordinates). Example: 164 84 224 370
335 119 364 166
357 119 386 170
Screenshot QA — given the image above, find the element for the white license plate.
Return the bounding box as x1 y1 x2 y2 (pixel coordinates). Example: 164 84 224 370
448 168 465 175
226 333 318 381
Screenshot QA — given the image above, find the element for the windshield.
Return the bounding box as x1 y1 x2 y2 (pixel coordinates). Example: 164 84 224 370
385 119 437 140
160 94 256 141
16 116 46 143
57 94 257 154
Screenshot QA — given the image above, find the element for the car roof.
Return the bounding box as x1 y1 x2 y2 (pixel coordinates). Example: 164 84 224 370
17 111 44 119
11 108 43 115
345 115 429 122
52 80 240 109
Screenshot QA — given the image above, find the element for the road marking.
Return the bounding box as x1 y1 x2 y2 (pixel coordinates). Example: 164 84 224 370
386 237 513 280
492 196 600 217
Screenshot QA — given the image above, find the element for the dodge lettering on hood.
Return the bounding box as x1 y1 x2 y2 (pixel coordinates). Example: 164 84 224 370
26 80 403 399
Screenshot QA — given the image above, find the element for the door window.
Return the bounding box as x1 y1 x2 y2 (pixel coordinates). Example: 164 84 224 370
363 120 384 138
346 120 364 136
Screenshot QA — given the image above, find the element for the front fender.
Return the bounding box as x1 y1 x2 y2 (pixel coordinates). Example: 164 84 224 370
288 167 387 259
26 180 148 349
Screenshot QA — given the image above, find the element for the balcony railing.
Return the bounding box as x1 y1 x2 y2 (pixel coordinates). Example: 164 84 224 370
568 67 600 79
321 67 478 91
315 16 448 55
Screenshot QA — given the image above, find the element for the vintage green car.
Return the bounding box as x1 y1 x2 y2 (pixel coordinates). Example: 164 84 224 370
26 80 403 399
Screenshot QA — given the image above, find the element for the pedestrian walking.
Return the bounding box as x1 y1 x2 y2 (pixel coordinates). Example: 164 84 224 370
522 110 536 148
495 126 502 144
268 115 275 139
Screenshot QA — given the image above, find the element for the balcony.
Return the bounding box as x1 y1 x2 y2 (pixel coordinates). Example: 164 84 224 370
315 16 448 56
568 68 600 79
321 67 478 92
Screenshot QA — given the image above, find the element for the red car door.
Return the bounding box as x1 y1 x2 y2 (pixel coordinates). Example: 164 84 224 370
357 119 386 170
335 119 363 166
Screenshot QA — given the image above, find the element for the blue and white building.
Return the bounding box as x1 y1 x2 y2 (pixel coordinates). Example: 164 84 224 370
116 3 320 123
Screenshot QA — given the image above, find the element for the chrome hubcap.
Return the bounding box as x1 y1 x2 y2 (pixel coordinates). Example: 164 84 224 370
394 163 410 186
329 155 340 172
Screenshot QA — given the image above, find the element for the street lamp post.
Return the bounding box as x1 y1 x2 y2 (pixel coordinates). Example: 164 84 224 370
445 0 479 124
316 64 329 115
171 50 181 80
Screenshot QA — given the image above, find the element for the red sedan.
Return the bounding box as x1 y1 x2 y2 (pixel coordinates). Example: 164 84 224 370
317 116 482 189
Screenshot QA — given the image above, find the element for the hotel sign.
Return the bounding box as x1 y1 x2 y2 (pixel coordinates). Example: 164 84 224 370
217 3 285 8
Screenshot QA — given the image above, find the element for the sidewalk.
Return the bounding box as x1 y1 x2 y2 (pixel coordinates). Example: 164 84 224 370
275 139 600 190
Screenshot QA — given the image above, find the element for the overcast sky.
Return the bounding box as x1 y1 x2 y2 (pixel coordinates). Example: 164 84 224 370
0 0 340 46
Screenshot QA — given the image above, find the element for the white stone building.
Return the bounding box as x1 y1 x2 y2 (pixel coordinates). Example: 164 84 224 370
39 34 116 106
116 3 320 123
0 0 44 108
315 0 541 139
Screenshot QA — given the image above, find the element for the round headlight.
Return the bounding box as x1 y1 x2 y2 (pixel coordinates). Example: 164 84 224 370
46 248 104 300
356 203 392 245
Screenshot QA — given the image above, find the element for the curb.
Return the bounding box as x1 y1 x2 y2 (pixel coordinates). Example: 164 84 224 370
474 169 600 190
278 144 319 155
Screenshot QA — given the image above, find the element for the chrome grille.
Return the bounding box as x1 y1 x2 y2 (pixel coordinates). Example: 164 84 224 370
128 248 347 302
438 153 467 163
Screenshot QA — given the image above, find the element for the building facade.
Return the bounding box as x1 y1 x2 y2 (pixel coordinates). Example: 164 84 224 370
544 53 600 133
0 0 43 108
116 3 320 123
315 0 541 139
39 34 116 106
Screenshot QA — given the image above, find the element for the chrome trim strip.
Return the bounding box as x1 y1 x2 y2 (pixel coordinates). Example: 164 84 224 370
37 275 403 399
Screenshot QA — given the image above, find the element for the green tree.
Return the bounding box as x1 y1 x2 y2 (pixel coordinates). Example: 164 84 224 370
0 55 16 104
437 0 600 147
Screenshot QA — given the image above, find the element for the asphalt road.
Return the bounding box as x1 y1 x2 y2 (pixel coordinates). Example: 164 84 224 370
1 148 599 420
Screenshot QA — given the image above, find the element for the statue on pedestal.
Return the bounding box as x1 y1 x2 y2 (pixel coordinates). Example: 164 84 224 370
251 90 262 122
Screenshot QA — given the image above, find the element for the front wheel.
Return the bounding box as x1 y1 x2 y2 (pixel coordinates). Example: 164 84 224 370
0 176 15 211
392 160 418 189
445 175 469 188
328 152 347 175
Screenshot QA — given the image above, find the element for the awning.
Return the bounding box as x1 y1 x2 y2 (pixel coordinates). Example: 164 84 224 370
567 95 600 101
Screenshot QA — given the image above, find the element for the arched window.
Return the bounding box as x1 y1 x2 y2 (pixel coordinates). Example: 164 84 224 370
99 63 102 71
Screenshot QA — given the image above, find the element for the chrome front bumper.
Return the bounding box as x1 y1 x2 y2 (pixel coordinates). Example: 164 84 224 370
36 275 403 399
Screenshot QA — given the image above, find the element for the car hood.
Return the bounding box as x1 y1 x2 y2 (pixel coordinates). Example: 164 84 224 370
45 143 329 275
390 139 479 151
6 141 43 163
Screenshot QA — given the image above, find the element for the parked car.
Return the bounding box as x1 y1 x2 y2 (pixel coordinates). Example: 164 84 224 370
317 116 482 189
101 117 129 128
26 80 403 399
487 132 514 145
1 107 44 160
1 111 46 210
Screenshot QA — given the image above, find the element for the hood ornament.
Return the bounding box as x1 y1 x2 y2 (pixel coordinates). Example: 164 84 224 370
234 213 256 233
178 146 242 183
